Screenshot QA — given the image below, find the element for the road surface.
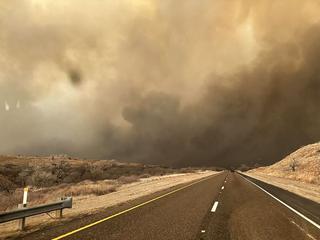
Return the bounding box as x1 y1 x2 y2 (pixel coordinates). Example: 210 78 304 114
20 171 320 240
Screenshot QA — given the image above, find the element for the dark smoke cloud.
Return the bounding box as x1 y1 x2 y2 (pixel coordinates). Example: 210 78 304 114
1 0 320 167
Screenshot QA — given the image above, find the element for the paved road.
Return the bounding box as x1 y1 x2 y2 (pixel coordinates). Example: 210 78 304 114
20 171 320 240
240 173 320 225
197 173 320 240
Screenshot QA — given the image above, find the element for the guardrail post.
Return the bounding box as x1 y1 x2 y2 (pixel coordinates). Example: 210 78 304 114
55 198 64 218
18 204 27 231
55 209 63 218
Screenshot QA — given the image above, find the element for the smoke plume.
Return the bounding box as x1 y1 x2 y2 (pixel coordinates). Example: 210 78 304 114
1 0 320 167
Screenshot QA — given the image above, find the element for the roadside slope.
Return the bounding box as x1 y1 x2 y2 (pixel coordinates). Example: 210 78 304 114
245 142 320 203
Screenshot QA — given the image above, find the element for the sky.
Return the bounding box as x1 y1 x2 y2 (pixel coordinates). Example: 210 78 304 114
1 0 320 167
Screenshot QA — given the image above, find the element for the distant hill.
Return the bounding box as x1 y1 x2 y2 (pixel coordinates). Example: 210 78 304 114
248 142 320 184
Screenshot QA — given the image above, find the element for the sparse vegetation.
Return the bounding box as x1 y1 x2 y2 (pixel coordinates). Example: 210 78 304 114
289 159 297 172
0 192 22 212
0 156 182 189
53 181 118 197
139 173 151 178
0 155 214 212
118 175 140 184
0 175 16 193
248 142 320 184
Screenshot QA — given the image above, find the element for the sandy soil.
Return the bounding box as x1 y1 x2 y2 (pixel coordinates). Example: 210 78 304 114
243 172 320 204
0 171 217 239
248 142 320 184
244 143 320 203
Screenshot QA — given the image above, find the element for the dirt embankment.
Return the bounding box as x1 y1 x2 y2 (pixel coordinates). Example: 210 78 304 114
248 142 320 184
245 142 320 203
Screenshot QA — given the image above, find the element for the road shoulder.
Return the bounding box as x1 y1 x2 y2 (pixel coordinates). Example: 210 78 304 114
242 172 320 203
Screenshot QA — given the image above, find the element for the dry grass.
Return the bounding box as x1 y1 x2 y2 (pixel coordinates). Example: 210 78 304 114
118 175 140 184
0 155 214 213
245 142 320 203
0 178 130 212
54 180 118 197
248 142 320 184
0 192 22 212
139 173 151 178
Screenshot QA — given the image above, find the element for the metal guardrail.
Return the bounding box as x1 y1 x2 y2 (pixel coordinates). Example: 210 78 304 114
0 197 72 230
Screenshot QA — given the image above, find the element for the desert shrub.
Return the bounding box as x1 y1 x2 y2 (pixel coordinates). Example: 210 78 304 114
29 169 57 187
96 161 113 171
74 164 91 180
118 175 140 184
56 182 117 197
0 164 22 184
92 185 117 196
289 159 298 172
0 174 17 193
27 191 47 205
63 171 82 183
16 170 32 187
89 163 105 180
0 191 22 211
143 166 167 176
51 160 71 184
140 173 151 178
18 160 73 187
179 167 197 173
78 162 108 181
0 156 194 195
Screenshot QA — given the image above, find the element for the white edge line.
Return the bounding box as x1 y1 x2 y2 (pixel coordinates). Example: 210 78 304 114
211 201 219 212
239 174 320 230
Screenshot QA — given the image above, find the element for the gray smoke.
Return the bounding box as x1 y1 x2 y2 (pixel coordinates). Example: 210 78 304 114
1 0 320 167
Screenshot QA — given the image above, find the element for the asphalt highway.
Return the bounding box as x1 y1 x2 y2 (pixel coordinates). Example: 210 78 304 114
20 171 320 240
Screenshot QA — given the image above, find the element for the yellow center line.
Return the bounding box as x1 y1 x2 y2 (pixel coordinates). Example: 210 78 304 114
52 173 220 240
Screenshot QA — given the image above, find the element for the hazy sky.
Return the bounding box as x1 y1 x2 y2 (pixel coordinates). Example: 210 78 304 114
1 0 320 167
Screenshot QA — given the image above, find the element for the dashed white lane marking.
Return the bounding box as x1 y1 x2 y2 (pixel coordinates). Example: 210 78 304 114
211 201 219 212
290 220 316 240
240 174 320 230
221 186 224 190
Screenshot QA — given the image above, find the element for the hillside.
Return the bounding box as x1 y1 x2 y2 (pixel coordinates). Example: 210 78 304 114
248 142 320 184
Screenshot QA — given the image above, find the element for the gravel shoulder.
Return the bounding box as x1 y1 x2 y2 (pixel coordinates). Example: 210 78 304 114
242 172 320 203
